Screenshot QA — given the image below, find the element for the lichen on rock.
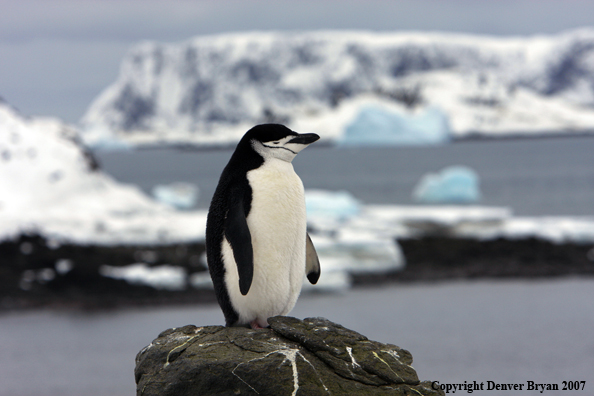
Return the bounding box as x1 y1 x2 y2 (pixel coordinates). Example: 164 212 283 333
135 316 444 396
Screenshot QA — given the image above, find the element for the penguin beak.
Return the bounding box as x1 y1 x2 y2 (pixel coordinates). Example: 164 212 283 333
288 133 320 145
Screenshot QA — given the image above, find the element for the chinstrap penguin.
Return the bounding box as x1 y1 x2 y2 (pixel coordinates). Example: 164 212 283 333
206 124 321 329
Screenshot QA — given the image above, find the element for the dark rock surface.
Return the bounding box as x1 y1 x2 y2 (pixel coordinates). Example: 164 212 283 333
4 233 593 312
397 236 594 279
0 233 211 311
135 316 443 396
354 236 594 286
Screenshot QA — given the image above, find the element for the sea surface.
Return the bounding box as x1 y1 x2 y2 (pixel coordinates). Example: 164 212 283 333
1 278 593 396
95 135 594 216
2 137 593 395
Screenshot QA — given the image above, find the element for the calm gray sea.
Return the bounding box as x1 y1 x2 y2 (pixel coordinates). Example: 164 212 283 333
95 135 594 216
1 278 593 396
1 138 593 395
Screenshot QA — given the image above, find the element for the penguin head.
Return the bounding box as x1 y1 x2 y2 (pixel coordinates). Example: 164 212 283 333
245 124 320 162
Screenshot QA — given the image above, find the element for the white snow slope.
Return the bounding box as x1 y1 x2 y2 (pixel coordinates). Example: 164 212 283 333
81 29 594 147
0 100 206 245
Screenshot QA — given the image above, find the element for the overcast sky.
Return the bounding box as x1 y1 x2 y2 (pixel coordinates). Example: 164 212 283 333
2 0 594 123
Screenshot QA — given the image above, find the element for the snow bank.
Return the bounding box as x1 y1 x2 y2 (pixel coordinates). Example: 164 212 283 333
99 264 186 290
306 189 594 243
80 185 594 292
0 102 206 245
456 216 594 243
355 204 594 243
303 187 594 291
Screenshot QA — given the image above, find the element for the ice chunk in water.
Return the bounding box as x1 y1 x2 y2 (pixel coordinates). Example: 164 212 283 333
305 189 361 221
99 264 186 290
152 182 199 209
413 165 481 204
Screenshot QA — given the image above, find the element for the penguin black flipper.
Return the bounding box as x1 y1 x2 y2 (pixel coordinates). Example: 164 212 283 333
225 191 254 295
305 233 320 284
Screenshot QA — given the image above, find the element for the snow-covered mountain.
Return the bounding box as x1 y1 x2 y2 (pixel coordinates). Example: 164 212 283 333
81 29 594 147
0 99 206 244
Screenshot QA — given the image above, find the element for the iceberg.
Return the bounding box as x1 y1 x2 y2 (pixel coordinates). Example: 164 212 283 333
305 189 361 221
304 189 406 282
152 182 199 210
310 232 405 274
338 105 450 147
412 165 481 204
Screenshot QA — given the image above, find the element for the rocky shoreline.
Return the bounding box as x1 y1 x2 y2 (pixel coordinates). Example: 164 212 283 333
356 236 594 285
0 234 210 311
1 233 593 312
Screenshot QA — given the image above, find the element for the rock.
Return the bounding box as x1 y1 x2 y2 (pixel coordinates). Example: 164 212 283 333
135 316 443 396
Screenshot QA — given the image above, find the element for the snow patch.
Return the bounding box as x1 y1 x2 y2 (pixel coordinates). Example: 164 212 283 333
0 101 207 245
99 264 186 290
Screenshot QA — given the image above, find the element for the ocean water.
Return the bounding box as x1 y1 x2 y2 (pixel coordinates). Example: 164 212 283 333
1 278 593 396
95 135 594 216
2 137 592 395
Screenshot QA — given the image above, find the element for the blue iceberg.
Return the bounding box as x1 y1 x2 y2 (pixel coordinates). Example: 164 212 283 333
339 105 450 147
412 166 481 204
152 182 199 210
305 189 361 221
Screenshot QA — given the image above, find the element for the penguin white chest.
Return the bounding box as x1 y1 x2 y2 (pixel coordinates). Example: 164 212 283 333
247 159 306 243
224 158 307 326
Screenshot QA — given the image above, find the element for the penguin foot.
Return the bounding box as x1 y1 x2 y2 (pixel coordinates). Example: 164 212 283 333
250 320 266 330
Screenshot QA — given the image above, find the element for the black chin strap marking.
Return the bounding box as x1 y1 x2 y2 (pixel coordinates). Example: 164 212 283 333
262 143 297 155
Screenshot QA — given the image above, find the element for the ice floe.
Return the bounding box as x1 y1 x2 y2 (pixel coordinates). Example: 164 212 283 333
152 182 199 210
94 189 594 292
100 264 186 290
305 189 362 223
412 166 481 204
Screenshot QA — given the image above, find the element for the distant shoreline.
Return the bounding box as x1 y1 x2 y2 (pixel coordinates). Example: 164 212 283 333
452 129 594 143
95 130 594 153
2 234 593 313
